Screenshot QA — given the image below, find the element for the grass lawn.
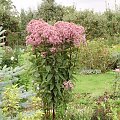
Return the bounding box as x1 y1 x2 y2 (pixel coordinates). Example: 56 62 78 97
74 71 116 97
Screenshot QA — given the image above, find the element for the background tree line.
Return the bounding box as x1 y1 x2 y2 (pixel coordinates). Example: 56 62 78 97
0 0 120 47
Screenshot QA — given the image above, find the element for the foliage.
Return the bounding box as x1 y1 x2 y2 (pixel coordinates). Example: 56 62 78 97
113 69 120 98
0 26 43 120
2 85 20 118
19 1 120 46
36 0 64 23
0 0 20 48
0 85 43 120
0 65 25 119
56 104 93 120
0 27 17 67
1 46 18 67
62 8 120 42
18 49 33 90
18 96 44 120
0 0 19 32
0 65 43 119
0 0 13 12
78 40 112 72
110 44 120 69
20 9 34 31
91 92 120 120
73 71 120 120
0 65 25 94
7 31 22 47
20 110 44 120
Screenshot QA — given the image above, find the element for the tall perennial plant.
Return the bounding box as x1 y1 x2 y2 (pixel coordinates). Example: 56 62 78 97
26 19 86 120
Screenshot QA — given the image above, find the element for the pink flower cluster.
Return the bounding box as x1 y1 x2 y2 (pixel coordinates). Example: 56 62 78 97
49 47 57 53
63 80 74 90
26 19 86 47
54 21 85 45
41 52 47 58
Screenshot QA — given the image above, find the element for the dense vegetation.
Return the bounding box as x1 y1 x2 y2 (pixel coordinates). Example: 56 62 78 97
0 0 120 119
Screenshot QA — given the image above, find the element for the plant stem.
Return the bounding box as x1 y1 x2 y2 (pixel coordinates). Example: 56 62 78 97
53 102 55 120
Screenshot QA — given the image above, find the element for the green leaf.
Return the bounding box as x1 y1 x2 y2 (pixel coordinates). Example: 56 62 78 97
53 90 57 97
43 73 48 81
50 84 54 90
58 73 65 80
41 59 46 66
56 84 61 92
56 84 62 97
57 58 62 63
55 75 59 81
68 70 72 77
46 66 51 72
47 74 53 81
47 95 52 104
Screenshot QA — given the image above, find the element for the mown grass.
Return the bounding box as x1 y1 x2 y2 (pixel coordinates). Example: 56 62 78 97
74 71 116 97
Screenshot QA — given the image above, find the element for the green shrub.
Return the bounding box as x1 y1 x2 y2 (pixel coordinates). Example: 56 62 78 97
2 85 20 118
7 31 23 48
19 110 44 120
91 92 120 120
18 96 44 120
18 49 33 90
110 44 120 69
78 40 112 72
1 46 18 67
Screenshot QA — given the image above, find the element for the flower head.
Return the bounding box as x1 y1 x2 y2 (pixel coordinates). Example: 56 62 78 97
49 47 57 53
26 19 48 34
41 52 47 58
41 25 62 45
54 21 86 46
11 56 14 61
63 80 74 90
26 19 86 47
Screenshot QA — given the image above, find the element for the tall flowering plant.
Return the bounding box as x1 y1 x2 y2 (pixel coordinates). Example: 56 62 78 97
26 19 86 119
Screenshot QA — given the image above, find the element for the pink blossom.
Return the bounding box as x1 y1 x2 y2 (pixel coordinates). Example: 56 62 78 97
26 33 42 46
41 52 47 58
26 19 86 47
54 21 86 46
26 19 48 34
63 80 74 90
41 25 62 45
49 47 57 53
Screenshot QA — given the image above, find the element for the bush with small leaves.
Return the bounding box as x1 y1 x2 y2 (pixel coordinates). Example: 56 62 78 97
2 85 20 118
78 40 111 72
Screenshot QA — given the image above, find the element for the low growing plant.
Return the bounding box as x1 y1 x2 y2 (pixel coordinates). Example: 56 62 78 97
2 85 20 118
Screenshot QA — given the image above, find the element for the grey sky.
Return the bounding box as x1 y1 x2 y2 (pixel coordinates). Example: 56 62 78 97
12 0 120 12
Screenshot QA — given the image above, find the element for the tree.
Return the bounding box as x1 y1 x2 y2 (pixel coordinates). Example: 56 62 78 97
35 0 64 23
0 0 19 32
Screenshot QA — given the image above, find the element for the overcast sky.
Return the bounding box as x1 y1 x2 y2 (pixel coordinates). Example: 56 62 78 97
11 0 120 12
